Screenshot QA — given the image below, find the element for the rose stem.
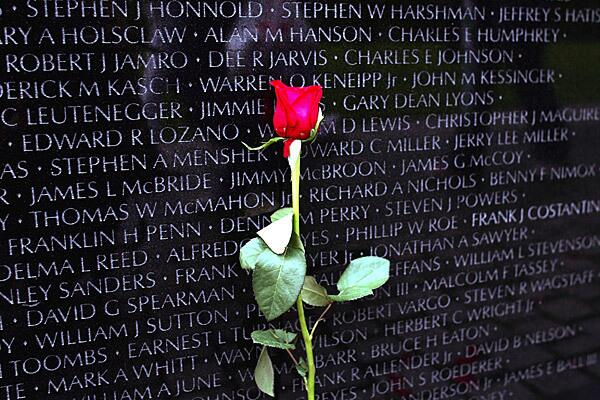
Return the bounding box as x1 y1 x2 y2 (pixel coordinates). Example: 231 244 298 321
310 303 333 338
292 147 316 400
286 348 299 366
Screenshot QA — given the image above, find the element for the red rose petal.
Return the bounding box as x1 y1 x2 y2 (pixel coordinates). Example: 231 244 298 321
270 80 323 144
283 139 295 158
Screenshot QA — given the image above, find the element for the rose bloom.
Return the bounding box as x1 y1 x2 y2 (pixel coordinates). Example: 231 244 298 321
270 80 323 157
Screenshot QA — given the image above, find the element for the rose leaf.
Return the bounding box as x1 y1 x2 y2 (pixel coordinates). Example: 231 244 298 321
301 276 331 307
257 211 294 255
253 234 306 321
255 347 275 397
251 329 297 350
329 257 390 302
240 237 268 270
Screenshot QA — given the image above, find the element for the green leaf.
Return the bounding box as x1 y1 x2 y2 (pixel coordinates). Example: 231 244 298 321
253 234 307 321
257 211 294 255
331 257 390 302
296 358 308 378
301 276 331 307
242 136 284 151
240 238 267 270
337 256 390 290
251 329 297 350
271 208 293 223
255 347 275 397
329 287 374 302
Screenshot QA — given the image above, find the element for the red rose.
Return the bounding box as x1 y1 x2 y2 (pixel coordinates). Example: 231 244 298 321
271 80 323 157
